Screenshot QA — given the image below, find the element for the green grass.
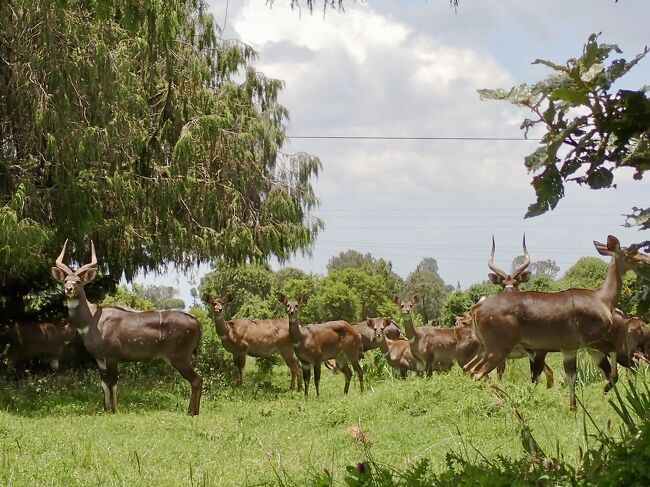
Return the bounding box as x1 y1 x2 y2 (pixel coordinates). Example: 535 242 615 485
0 353 640 486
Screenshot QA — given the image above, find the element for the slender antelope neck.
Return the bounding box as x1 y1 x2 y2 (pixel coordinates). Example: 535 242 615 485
402 314 417 342
212 311 229 339
375 333 391 357
287 312 303 346
597 254 625 307
66 290 95 334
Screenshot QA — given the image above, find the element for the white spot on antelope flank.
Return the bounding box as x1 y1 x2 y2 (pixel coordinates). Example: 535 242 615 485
96 359 107 370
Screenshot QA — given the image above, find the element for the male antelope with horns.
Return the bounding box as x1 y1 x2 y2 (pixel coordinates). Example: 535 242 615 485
486 235 554 387
52 240 203 415
465 235 650 410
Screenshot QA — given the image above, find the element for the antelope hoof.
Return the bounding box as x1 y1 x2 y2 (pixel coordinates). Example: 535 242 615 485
603 382 612 394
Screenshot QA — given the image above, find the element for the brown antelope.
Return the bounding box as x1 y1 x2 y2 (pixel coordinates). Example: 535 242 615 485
354 318 405 352
466 235 650 410
0 321 76 370
323 317 404 372
276 292 364 397
367 317 418 378
202 293 303 391
589 310 650 372
394 294 444 376
486 235 554 388
51 240 203 415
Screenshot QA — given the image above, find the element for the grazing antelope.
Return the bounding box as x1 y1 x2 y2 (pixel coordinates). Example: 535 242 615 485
202 293 303 391
486 235 554 388
0 321 76 371
277 292 364 397
52 240 203 415
466 235 650 410
367 317 418 378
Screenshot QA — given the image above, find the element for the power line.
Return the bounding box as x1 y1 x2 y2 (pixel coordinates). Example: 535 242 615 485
313 204 636 212
288 135 541 141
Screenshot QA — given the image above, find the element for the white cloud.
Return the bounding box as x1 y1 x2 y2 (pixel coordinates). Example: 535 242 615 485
166 0 650 292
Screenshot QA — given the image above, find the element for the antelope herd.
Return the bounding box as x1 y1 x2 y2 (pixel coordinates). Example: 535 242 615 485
1 234 649 415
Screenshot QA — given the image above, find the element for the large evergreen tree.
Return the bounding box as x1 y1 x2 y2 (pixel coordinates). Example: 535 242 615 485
0 1 322 315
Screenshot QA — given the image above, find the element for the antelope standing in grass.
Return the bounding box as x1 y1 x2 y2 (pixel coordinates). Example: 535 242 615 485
324 318 404 372
277 292 364 397
52 240 203 415
367 317 418 378
465 235 650 410
353 318 405 352
394 294 443 375
486 235 554 387
0 321 76 371
202 293 303 391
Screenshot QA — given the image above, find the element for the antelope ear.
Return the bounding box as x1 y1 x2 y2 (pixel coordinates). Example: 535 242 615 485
594 240 611 256
411 294 420 304
224 292 234 303
299 292 310 305
201 293 212 304
607 235 621 252
393 294 400 304
52 267 67 283
79 268 97 284
488 273 503 285
366 318 374 328
276 292 288 304
518 271 531 284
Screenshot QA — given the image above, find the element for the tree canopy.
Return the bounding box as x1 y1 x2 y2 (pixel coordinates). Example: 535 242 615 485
479 34 649 242
0 0 322 314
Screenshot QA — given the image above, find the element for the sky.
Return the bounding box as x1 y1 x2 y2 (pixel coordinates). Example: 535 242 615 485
136 0 649 307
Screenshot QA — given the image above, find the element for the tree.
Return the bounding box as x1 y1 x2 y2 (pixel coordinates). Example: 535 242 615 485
273 0 460 14
133 284 185 310
274 267 308 290
404 258 448 325
440 291 474 327
311 280 361 323
0 1 322 318
328 268 394 319
327 249 404 297
511 256 560 280
199 262 276 318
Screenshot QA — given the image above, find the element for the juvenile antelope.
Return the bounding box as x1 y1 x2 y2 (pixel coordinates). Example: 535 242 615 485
203 293 303 391
52 240 203 415
367 317 418 378
466 235 650 410
277 292 364 397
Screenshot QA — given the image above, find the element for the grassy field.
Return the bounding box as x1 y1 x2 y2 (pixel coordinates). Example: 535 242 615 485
0 353 640 486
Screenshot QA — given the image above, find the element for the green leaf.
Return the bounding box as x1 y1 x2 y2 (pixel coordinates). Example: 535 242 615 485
550 86 589 105
587 167 614 189
581 63 604 83
524 147 548 172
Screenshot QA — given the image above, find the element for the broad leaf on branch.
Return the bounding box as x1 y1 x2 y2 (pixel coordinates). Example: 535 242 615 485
479 33 650 310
